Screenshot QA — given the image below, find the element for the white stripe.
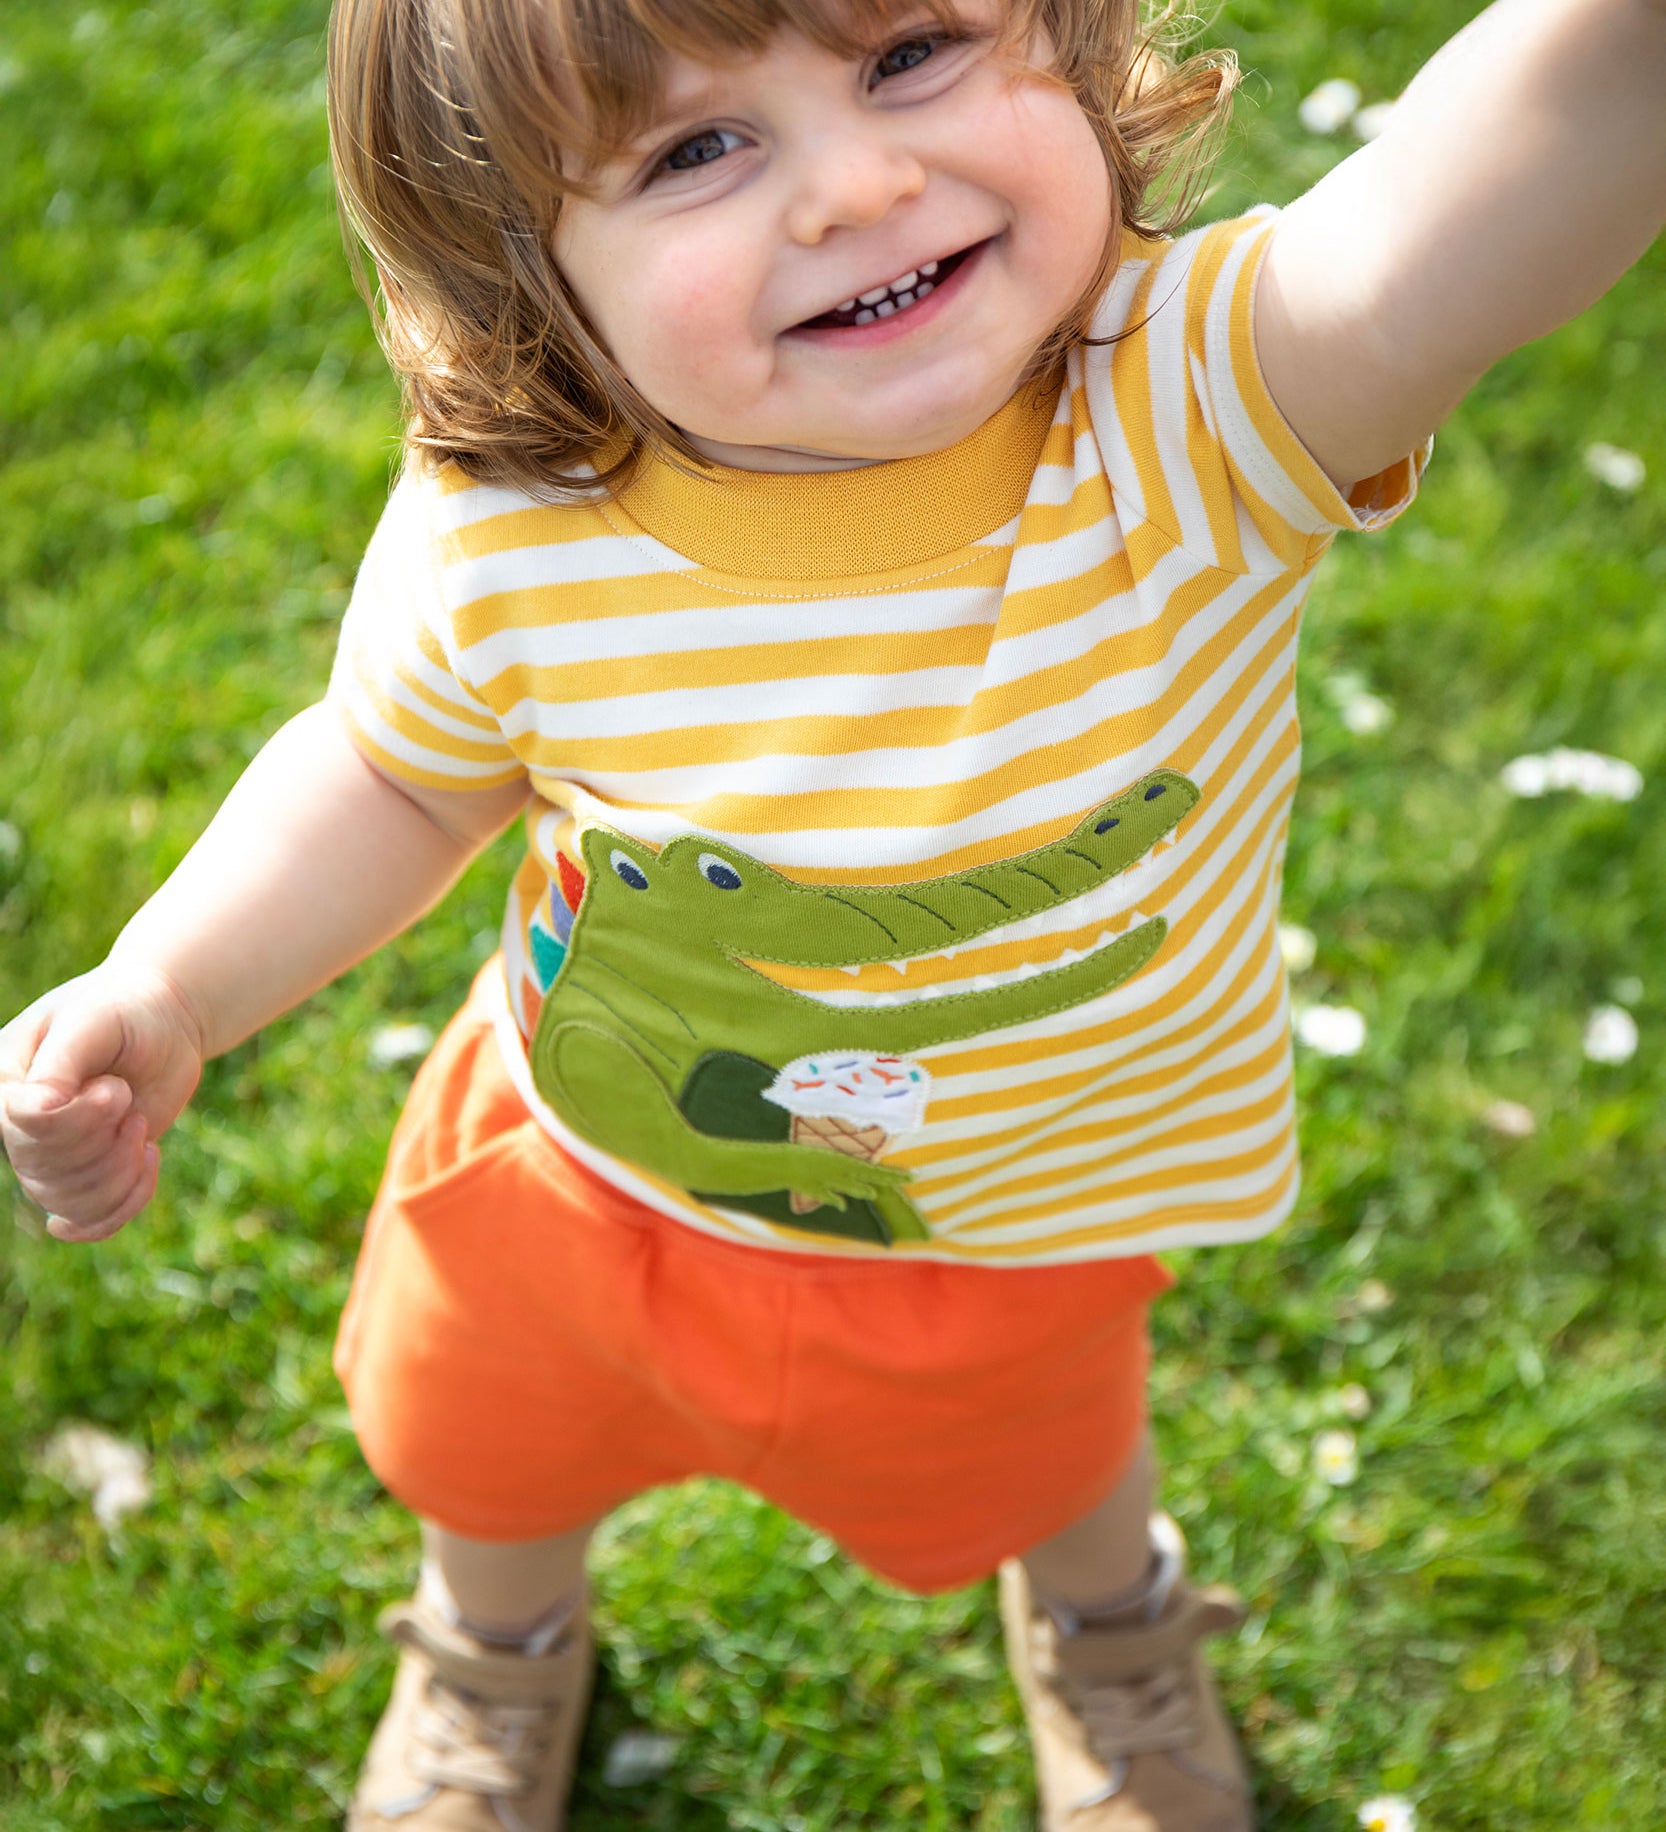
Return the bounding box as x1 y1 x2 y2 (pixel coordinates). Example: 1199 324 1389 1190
528 575 1296 807
942 1124 1298 1239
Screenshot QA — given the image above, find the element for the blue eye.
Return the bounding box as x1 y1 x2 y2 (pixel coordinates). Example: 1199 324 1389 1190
661 127 745 173
697 851 743 890
872 36 938 82
610 848 649 890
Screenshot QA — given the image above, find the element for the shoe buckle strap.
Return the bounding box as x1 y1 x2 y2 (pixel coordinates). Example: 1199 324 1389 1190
1053 1585 1244 1687
380 1602 577 1702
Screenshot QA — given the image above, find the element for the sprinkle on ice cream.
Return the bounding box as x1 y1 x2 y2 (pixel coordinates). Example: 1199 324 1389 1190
763 1054 932 1132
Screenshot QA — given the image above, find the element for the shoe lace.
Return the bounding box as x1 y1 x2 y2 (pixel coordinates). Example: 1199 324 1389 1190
1075 1662 1197 1762
409 1680 559 1795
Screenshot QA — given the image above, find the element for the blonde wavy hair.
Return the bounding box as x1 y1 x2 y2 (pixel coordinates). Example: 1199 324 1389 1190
327 0 1237 499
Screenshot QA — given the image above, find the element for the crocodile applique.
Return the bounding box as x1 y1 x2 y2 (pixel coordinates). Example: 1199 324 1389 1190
529 770 1200 1246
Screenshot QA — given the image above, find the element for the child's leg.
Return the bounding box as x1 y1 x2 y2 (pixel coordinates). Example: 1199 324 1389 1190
1001 1434 1251 1830
350 1516 604 1832
1018 1433 1156 1616
419 1517 597 1641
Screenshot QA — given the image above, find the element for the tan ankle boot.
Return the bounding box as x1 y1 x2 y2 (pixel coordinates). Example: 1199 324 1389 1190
347 1590 593 1832
999 1517 1252 1831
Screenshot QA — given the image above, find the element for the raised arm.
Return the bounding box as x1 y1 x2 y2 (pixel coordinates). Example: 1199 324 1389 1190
0 703 527 1240
1256 0 1666 490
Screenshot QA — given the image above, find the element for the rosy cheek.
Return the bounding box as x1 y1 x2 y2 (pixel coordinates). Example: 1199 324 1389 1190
639 254 755 393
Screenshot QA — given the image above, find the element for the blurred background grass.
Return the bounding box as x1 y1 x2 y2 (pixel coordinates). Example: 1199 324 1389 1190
1 1 1663 1827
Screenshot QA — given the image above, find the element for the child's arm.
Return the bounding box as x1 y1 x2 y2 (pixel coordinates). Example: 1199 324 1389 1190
1255 0 1666 490
0 703 527 1243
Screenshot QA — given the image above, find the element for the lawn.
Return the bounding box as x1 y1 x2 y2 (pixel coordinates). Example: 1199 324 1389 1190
2 1 1664 1827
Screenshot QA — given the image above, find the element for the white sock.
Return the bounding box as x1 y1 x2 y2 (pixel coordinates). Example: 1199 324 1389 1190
1041 1513 1184 1635
418 1560 582 1657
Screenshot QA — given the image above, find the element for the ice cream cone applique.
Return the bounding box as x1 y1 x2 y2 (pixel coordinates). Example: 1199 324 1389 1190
761 1055 931 1215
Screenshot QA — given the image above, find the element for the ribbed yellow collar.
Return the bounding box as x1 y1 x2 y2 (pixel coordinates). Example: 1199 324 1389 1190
614 369 1061 579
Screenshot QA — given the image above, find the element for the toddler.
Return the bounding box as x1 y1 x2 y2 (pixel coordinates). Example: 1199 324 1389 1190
3 0 1663 1826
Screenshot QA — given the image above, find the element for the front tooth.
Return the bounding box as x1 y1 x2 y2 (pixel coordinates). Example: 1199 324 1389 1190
854 309 876 325
858 285 890 305
920 260 939 275
893 269 918 292
893 290 915 309
875 300 896 317
915 280 934 298
835 297 857 313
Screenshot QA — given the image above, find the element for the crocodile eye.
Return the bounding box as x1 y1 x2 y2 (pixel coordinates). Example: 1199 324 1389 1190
1143 783 1167 801
1095 817 1120 833
697 851 743 890
610 849 649 890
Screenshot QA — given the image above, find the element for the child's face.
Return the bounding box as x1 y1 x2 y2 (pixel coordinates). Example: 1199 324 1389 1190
553 3 1112 472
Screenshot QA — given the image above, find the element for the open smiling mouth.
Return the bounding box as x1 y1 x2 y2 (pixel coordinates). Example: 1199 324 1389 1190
795 241 983 331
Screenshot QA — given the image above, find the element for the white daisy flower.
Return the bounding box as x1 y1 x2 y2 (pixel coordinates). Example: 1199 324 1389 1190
1325 670 1393 735
1583 442 1646 493
1351 100 1397 140
603 1732 680 1787
1500 748 1642 802
1294 1003 1367 1056
1481 1098 1537 1138
1278 923 1317 974
1340 692 1394 735
1499 753 1552 796
1314 1428 1359 1485
1338 1383 1373 1420
1358 1797 1417 1832
368 1022 435 1067
41 1424 153 1533
1299 77 1362 134
1583 1005 1638 1065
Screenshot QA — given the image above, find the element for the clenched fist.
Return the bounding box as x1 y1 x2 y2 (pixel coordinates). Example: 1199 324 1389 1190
0 964 206 1242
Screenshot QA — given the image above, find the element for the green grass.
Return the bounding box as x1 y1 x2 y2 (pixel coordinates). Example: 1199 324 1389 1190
3 1 1664 1827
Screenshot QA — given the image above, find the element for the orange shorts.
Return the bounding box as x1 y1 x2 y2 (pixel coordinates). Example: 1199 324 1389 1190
334 965 1172 1594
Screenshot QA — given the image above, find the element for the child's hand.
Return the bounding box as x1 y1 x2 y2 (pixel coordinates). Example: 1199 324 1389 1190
0 966 206 1242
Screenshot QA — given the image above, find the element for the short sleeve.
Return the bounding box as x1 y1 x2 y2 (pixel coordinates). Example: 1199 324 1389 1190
1082 208 1430 574
328 467 527 791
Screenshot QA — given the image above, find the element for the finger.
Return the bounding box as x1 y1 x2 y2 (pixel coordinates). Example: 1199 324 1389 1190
1 1079 137 1190
44 1126 159 1243
0 999 55 1086
28 1003 130 1098
24 1103 146 1205
2 1072 133 1141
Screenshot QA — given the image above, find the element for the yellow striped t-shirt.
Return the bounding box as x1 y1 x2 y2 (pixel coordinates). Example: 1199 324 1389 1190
331 210 1425 1266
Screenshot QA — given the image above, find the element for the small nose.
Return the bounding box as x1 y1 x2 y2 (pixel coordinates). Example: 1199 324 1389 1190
785 131 927 245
